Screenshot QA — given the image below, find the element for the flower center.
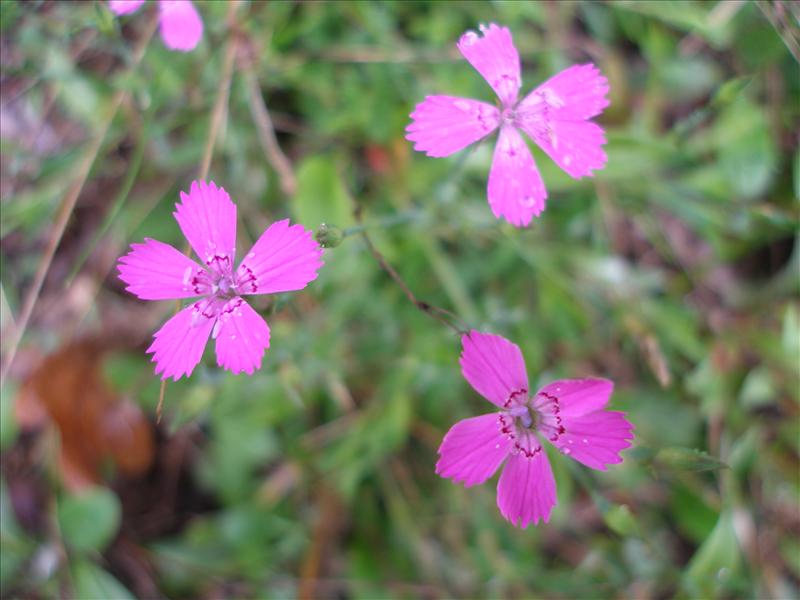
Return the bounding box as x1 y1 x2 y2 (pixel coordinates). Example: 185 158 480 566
507 403 537 430
213 272 239 298
200 252 244 299
501 106 517 126
501 389 567 441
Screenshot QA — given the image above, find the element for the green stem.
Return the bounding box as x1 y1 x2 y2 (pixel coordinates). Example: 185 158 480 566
342 209 424 238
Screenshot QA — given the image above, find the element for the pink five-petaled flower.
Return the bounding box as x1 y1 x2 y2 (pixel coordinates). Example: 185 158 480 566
109 0 203 52
406 24 610 227
436 331 634 528
117 180 323 381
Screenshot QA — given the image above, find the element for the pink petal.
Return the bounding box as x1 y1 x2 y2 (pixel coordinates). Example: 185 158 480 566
460 331 529 408
521 119 607 179
519 64 609 121
457 23 521 107
109 0 145 15
146 298 221 381
173 180 237 276
213 298 271 375
496 445 557 527
436 413 511 487
235 219 323 296
516 64 609 179
157 0 203 52
117 238 211 300
487 126 547 227
553 411 634 471
405 95 499 158
534 378 614 418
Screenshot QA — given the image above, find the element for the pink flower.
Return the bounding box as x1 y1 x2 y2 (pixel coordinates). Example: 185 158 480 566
406 24 610 227
117 181 324 380
109 0 203 52
437 331 633 528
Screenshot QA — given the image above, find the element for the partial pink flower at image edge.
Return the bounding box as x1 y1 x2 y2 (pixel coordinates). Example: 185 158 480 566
109 0 203 52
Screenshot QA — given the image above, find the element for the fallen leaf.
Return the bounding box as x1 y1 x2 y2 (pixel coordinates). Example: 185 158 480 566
16 338 154 491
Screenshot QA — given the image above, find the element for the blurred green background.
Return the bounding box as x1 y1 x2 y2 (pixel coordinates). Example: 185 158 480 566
1 1 798 598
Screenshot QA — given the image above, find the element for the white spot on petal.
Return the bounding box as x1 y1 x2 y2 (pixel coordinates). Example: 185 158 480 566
548 129 559 149
461 31 478 46
542 88 564 108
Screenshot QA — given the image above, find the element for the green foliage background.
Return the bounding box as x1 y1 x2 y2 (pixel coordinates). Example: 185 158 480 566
1 1 798 598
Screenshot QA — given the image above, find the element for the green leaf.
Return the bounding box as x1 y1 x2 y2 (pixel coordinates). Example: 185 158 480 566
738 366 776 409
604 504 640 537
656 447 728 472
0 381 18 450
711 77 753 109
57 487 121 554
293 156 354 230
71 559 135 600
794 148 800 201
715 98 778 200
683 511 742 597
783 305 800 360
669 485 719 544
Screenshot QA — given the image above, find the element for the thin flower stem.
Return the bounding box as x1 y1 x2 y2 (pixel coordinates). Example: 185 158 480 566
0 15 159 386
157 1 241 423
197 1 241 181
242 65 297 196
341 209 424 237
353 205 469 336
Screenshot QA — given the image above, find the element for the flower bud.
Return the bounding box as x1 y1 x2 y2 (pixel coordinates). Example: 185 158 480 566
315 223 344 248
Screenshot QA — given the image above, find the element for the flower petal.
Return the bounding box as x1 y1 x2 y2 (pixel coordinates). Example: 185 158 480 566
496 445 557 527
522 119 607 179
519 63 609 121
457 23 521 107
487 126 547 227
460 331 529 408
405 95 499 158
533 378 614 418
117 238 210 300
173 180 237 276
109 0 145 16
235 219 323 296
157 0 203 52
213 298 271 375
516 64 609 179
146 298 221 381
553 411 634 471
436 413 511 487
